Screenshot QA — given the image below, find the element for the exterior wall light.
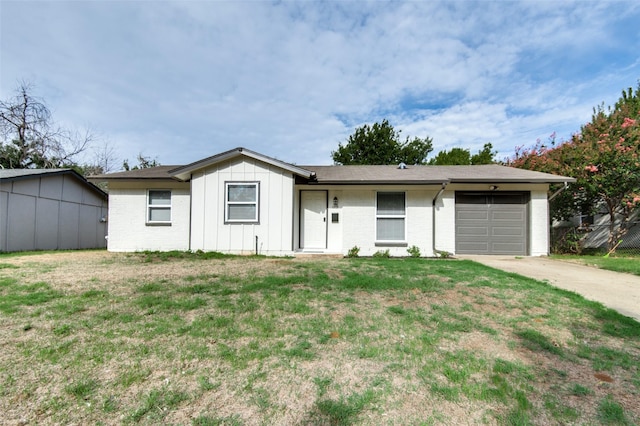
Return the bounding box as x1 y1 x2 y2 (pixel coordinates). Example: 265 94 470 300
333 196 339 208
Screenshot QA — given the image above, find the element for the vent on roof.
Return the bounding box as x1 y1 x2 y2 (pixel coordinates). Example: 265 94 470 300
398 162 407 169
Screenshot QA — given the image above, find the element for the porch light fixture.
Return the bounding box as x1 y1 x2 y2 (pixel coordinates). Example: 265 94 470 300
333 196 339 208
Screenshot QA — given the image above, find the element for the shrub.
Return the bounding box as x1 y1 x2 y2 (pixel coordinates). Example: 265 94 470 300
346 246 360 258
435 250 452 259
407 245 421 258
372 249 390 258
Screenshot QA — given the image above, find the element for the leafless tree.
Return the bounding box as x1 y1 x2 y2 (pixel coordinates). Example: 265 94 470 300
0 82 93 168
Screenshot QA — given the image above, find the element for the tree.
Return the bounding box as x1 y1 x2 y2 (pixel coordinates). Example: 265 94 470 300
429 147 471 165
122 153 160 171
509 83 640 251
471 143 497 165
76 141 120 176
429 143 497 165
332 120 433 165
0 82 92 168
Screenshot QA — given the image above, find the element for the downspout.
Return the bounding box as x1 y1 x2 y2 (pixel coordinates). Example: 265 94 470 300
187 176 193 252
548 182 568 202
432 182 448 256
547 182 569 255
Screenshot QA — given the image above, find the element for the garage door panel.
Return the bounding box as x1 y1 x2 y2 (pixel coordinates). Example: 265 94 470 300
455 192 528 255
492 211 524 220
458 210 489 220
492 226 524 237
491 242 526 253
456 194 488 204
458 226 489 236
457 241 489 252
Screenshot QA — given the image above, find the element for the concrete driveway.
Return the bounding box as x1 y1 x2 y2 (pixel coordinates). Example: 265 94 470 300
460 255 640 323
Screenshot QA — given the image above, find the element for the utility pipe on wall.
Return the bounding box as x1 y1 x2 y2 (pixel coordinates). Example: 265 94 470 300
432 182 448 256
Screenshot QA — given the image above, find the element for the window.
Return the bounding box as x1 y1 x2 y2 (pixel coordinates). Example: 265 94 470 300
376 192 405 241
147 190 171 224
226 182 259 223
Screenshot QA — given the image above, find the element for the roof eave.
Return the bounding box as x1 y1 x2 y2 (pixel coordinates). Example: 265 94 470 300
87 177 184 182
451 178 576 184
309 180 450 185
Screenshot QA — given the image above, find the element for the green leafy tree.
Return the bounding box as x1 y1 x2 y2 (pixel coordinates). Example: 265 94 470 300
429 147 471 165
332 119 433 165
429 143 496 165
122 153 160 171
471 143 497 165
509 83 640 251
0 82 92 168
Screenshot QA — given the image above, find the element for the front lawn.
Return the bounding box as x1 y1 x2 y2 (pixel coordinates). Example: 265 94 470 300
0 251 638 425
552 254 640 277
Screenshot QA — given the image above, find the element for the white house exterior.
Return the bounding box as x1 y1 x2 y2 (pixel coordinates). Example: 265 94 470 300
93 147 574 257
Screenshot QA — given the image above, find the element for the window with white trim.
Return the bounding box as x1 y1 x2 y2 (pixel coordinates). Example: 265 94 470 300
225 182 259 223
147 190 171 224
376 192 406 241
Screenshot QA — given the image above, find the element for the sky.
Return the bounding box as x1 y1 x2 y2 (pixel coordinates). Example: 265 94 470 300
1 1 639 169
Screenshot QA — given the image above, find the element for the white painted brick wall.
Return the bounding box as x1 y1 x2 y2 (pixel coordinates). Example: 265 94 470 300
107 186 190 252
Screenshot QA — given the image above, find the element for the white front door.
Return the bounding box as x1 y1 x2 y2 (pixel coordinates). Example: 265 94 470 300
301 191 327 249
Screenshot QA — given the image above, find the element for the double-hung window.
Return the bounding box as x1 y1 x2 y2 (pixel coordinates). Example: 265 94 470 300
147 190 171 224
225 182 259 223
376 192 406 241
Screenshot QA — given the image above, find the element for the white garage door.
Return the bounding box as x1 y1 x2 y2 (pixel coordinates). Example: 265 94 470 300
455 192 529 255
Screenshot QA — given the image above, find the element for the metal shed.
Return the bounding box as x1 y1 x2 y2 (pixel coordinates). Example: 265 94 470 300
0 169 108 252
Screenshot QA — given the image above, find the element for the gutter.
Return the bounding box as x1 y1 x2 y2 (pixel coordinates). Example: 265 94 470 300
432 182 448 256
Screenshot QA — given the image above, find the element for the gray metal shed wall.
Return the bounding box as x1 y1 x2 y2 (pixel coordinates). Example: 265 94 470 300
0 174 107 252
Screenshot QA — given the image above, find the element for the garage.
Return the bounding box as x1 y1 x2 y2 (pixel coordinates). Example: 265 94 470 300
455 192 529 255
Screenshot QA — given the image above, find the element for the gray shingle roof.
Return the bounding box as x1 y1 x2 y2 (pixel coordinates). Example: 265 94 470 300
88 147 575 185
88 166 182 180
302 164 575 184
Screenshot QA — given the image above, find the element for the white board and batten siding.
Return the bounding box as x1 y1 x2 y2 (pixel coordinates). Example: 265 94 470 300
106 181 190 252
190 157 295 255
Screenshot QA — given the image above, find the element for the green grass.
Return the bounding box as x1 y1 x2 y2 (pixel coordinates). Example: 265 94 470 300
0 251 638 425
309 389 378 425
598 395 634 425
553 254 640 276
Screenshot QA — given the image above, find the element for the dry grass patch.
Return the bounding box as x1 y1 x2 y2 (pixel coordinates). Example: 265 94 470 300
0 251 639 425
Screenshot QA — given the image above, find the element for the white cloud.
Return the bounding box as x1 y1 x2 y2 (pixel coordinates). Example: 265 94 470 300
1 0 639 167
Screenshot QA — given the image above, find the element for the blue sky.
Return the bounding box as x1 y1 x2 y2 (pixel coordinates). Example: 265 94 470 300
1 1 639 168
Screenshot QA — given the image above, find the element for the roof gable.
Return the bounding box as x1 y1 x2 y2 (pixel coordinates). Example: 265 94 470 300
170 147 314 181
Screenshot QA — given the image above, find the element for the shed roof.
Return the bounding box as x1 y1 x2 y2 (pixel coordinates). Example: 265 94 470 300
0 168 107 198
